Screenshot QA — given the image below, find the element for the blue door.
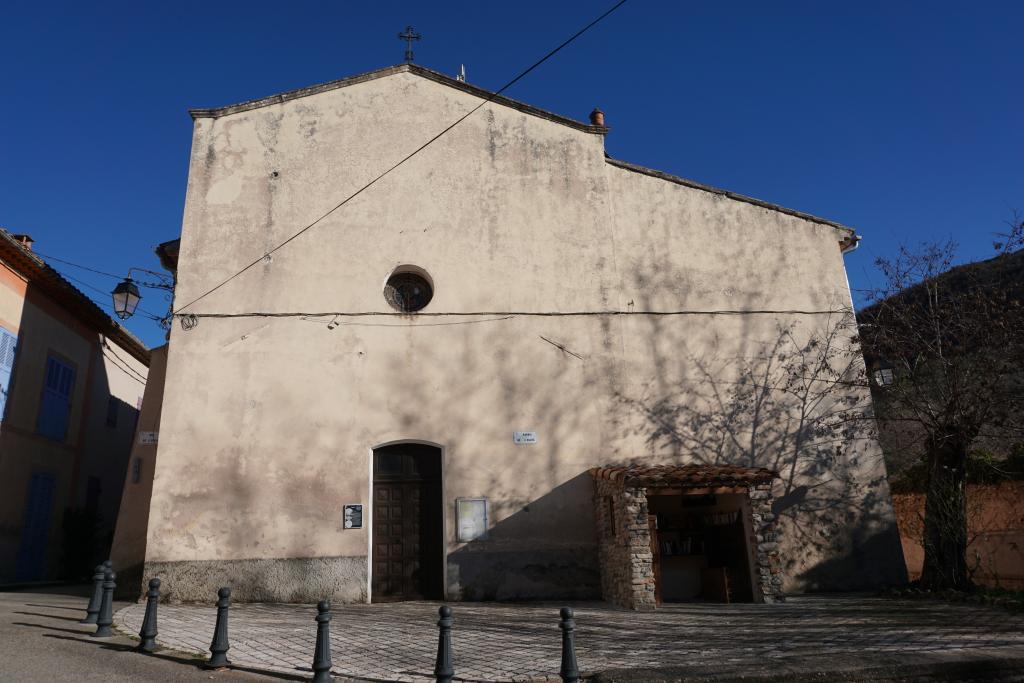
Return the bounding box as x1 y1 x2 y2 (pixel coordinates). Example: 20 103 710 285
16 473 57 581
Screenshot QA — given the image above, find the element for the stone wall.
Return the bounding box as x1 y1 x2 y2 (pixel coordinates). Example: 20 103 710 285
594 478 785 607
142 556 367 604
749 483 785 602
593 479 657 609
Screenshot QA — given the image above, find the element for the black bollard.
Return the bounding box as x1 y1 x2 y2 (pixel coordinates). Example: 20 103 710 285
92 569 117 637
311 600 332 683
137 578 161 653
80 564 105 624
434 605 454 683
205 587 232 669
559 607 580 683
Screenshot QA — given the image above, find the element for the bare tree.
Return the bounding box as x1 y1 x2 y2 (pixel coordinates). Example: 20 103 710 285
859 214 1024 591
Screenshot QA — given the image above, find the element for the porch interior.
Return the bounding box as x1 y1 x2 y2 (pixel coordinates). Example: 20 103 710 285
647 492 757 603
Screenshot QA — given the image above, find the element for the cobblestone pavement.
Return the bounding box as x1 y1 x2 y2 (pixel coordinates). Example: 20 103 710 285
116 596 1024 682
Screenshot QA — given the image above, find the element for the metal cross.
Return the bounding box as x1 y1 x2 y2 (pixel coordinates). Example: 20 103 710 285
398 25 421 62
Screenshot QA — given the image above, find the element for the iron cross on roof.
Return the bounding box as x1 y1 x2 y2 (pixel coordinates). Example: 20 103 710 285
398 26 421 62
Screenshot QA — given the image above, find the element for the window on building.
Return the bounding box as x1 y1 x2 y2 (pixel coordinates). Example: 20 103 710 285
36 355 75 441
383 268 433 312
131 458 142 484
105 396 118 427
873 367 895 386
0 327 17 421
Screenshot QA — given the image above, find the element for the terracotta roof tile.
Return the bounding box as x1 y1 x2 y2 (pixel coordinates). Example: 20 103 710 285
0 229 150 366
590 464 777 489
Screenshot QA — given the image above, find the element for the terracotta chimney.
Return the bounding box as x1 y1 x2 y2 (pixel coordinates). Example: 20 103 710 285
589 108 605 127
11 234 34 251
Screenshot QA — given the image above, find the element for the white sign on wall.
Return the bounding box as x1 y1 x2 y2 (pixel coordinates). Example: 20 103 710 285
456 498 488 542
513 431 538 444
139 431 158 445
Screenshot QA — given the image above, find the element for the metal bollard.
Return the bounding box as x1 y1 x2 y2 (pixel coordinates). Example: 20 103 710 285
80 564 105 624
311 600 332 683
205 587 232 669
434 605 454 683
91 569 116 637
559 607 580 683
137 578 161 653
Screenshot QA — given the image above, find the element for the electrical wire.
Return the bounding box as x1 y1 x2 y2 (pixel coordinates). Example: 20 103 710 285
101 348 147 386
180 308 848 320
102 340 149 383
31 250 123 279
33 250 172 291
55 269 166 322
174 0 630 315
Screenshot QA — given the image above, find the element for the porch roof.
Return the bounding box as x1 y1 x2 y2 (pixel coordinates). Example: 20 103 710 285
590 464 777 489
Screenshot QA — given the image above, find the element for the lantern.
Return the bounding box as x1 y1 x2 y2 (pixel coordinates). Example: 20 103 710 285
111 278 141 320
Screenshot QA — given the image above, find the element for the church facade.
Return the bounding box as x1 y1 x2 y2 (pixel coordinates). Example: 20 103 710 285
116 64 906 604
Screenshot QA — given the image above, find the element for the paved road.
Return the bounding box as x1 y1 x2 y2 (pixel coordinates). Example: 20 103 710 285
0 585 285 682
116 595 1024 682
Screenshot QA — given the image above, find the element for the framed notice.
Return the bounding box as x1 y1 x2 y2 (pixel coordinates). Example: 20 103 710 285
456 498 488 542
343 504 363 529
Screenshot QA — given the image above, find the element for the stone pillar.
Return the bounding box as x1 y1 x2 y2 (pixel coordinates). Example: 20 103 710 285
622 487 657 609
593 479 657 610
748 483 785 602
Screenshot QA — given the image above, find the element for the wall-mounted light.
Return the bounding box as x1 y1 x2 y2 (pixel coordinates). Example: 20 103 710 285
111 278 141 320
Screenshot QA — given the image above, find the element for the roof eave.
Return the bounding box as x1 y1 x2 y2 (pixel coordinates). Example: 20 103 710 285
605 157 856 236
188 63 610 136
0 230 151 366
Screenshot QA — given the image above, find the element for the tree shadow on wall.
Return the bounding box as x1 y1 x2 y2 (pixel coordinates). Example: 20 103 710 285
615 310 908 591
446 472 601 601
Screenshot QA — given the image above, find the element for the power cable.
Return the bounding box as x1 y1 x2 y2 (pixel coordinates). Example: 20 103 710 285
181 308 848 320
102 340 149 383
101 348 147 386
174 0 629 315
56 269 166 322
31 250 122 279
33 250 172 291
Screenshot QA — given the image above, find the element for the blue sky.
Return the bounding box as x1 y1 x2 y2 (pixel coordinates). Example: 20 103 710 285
2 1 1021 348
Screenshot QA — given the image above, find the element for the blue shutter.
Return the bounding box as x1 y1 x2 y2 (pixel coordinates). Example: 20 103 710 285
0 328 16 420
16 473 56 581
36 356 75 441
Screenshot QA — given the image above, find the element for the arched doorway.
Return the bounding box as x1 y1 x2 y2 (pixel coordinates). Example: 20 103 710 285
371 442 444 601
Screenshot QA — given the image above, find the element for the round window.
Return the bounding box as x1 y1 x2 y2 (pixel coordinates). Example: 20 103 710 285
384 271 433 312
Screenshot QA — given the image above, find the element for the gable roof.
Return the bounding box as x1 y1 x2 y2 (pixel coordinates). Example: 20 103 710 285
189 63 855 237
189 63 609 135
0 229 150 366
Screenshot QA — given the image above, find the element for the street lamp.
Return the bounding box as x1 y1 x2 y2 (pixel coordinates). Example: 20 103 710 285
111 278 141 320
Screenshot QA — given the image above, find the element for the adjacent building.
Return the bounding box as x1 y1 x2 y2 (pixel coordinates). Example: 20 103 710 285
118 64 906 605
0 229 149 583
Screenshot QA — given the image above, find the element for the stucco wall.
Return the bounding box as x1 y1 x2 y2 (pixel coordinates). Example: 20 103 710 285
144 69 904 601
111 344 167 596
893 482 1024 589
0 256 147 582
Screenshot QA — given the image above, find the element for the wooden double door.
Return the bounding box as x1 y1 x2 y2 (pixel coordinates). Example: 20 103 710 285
371 444 443 601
